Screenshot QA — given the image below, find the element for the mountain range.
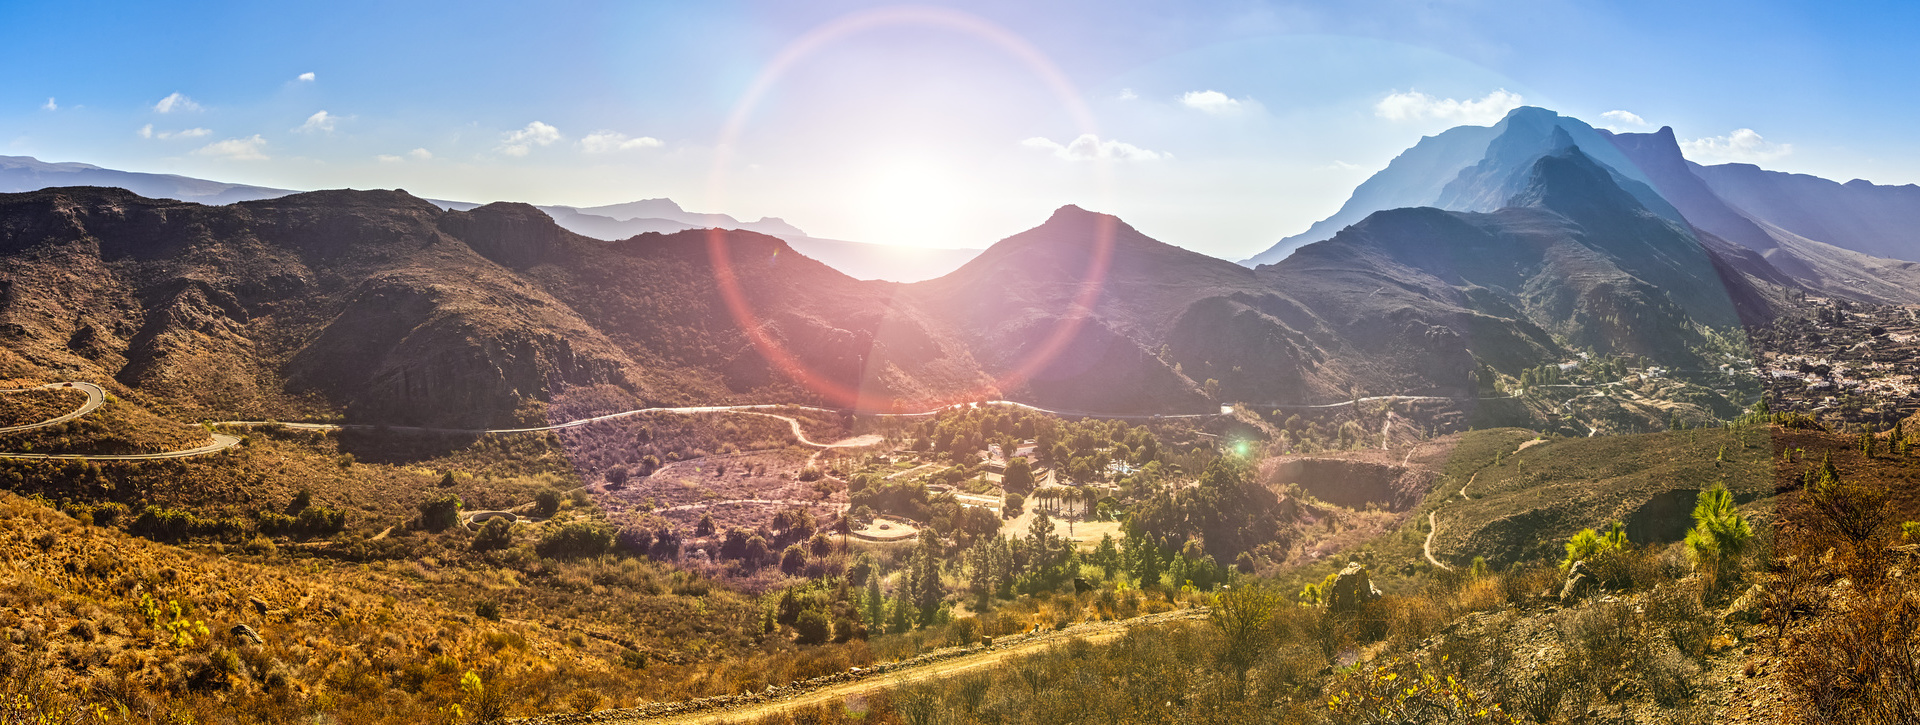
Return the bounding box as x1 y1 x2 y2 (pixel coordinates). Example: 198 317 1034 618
1244 107 1920 290
2 106 1914 425
0 155 982 283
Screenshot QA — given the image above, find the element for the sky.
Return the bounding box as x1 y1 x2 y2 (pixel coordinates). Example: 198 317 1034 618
5 0 1918 260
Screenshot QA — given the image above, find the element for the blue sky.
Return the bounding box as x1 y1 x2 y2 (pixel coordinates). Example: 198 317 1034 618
5 0 1916 258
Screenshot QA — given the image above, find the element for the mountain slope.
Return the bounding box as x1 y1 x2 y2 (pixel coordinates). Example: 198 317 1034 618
0 187 991 425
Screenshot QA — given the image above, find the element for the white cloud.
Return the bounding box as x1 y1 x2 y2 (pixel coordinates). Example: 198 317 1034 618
1021 134 1167 162
1374 89 1523 126
1320 160 1364 171
579 130 663 153
297 72 316 82
153 92 201 114
193 135 269 161
296 110 338 133
41 98 56 111
1600 110 1649 130
1180 90 1245 114
1116 88 1138 101
1680 129 1792 164
138 124 211 140
378 148 434 163
497 121 561 156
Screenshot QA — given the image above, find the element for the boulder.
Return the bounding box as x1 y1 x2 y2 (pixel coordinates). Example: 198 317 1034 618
1327 562 1382 612
230 624 265 645
1559 560 1597 603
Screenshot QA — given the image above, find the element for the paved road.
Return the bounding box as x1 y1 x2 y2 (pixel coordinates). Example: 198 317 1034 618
0 433 242 461
0 381 248 460
0 382 104 433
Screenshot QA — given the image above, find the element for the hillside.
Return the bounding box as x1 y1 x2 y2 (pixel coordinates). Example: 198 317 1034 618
0 187 986 426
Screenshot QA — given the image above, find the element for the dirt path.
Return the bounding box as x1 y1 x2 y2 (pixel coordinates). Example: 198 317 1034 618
515 608 1209 725
1424 511 1451 571
652 499 849 514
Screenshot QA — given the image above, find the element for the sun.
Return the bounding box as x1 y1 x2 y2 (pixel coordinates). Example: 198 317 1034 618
851 156 971 248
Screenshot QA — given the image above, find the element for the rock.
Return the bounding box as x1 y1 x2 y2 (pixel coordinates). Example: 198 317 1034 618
230 624 265 645
1327 562 1383 612
249 597 270 615
1725 583 1766 624
1559 561 1597 603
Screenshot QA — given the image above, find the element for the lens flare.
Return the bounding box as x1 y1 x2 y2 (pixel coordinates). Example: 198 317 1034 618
705 5 1116 411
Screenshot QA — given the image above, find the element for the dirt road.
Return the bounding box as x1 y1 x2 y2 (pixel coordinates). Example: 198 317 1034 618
512 608 1209 725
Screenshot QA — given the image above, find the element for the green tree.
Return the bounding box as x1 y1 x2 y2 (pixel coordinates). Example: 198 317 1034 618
1685 483 1754 586
1002 457 1035 494
418 494 462 532
532 489 562 518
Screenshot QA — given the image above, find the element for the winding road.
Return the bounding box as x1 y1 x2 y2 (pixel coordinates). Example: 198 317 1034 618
0 382 105 433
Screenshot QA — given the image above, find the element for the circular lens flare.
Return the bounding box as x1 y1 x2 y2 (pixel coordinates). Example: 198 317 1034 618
706 5 1116 411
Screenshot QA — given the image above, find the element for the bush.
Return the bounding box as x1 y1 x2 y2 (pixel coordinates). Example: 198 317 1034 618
536 520 615 559
475 600 501 621
793 608 832 645
472 517 514 551
532 489 562 518
292 506 347 538
418 494 462 532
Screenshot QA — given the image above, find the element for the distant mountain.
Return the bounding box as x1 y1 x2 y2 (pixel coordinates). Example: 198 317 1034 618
1241 106 1675 266
1602 127 1920 305
1689 163 1920 263
0 155 293 204
0 154 980 282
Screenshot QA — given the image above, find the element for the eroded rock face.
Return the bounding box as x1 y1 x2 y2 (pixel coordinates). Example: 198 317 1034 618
1328 562 1383 612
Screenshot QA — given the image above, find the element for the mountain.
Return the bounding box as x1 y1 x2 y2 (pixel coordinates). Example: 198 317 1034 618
1267 146 1749 378
0 186 990 426
1689 162 1920 263
1602 127 1920 305
0 154 982 283
1241 106 1675 267
532 204 981 283
0 155 294 204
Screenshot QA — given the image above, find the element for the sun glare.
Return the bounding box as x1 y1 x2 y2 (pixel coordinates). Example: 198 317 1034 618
850 156 971 249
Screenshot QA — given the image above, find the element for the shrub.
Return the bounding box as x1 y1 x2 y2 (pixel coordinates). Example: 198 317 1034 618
536 520 615 559
475 600 501 621
532 489 562 518
472 517 514 551
1684 483 1753 589
1800 457 1892 546
1561 521 1628 570
292 505 347 538
418 494 462 532
793 608 832 645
